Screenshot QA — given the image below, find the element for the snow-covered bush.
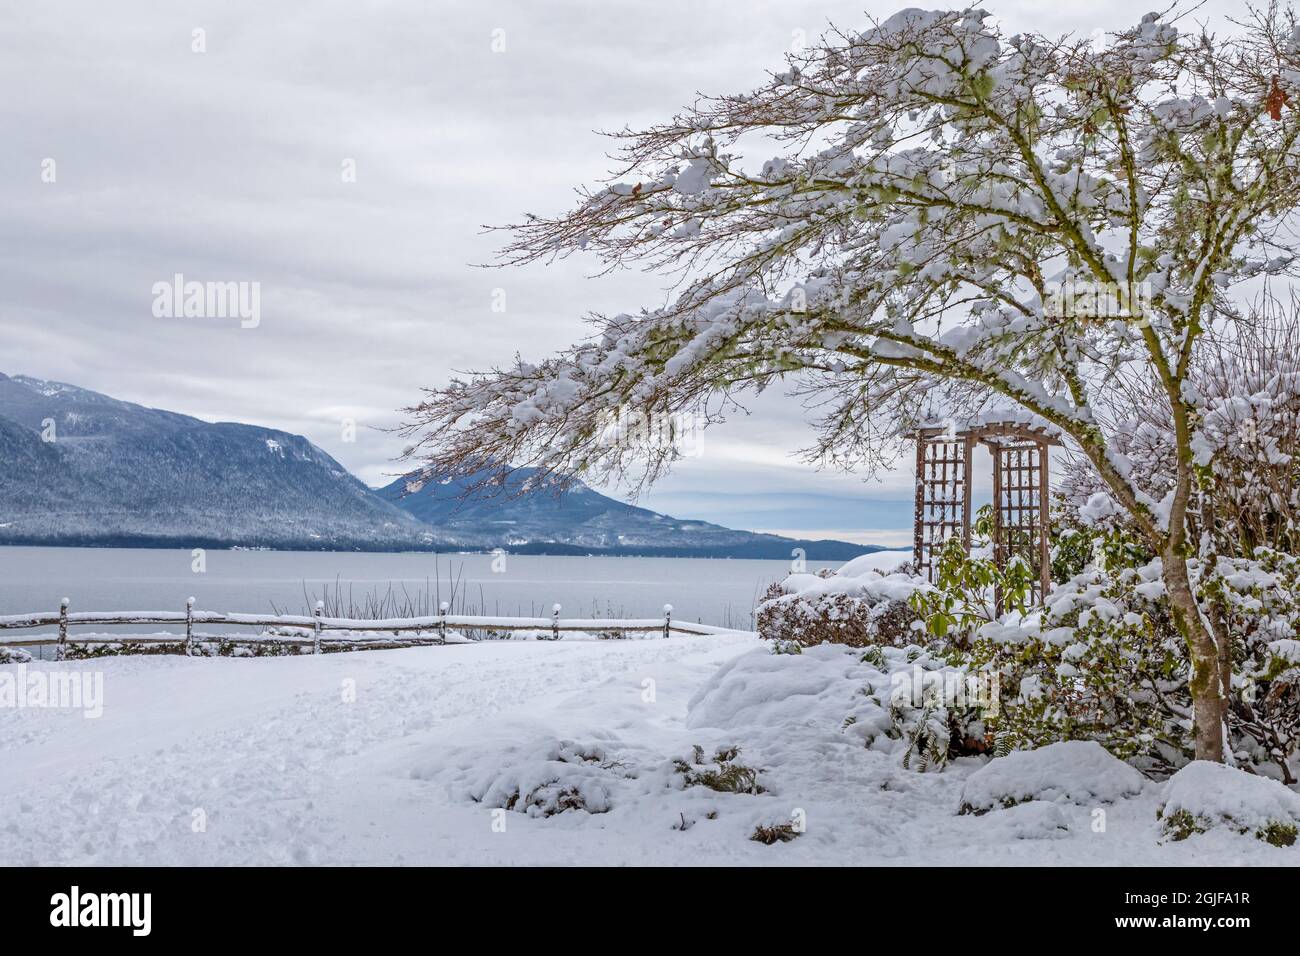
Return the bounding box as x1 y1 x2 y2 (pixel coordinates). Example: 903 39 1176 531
690 642 992 773
750 821 801 844
1201 551 1300 780
462 739 628 817
958 741 1146 815
1157 762 1300 846
61 635 314 659
851 644 996 771
908 509 1038 643
671 745 766 795
960 559 1191 772
756 557 924 649
0 645 32 664
903 513 1300 780
422 730 788 839
193 638 311 657
898 512 1192 770
65 639 185 659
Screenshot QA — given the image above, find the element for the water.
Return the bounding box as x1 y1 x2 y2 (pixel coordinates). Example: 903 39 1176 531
0 546 850 635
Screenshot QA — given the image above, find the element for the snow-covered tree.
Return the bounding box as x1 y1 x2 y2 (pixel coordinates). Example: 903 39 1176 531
403 6 1300 761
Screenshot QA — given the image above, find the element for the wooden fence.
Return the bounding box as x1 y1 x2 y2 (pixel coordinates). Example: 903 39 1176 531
0 599 739 659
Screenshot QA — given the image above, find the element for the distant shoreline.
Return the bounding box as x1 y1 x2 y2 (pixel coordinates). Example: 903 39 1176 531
0 537 907 561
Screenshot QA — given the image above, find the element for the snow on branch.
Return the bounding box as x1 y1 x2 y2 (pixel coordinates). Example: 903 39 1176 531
404 5 1300 527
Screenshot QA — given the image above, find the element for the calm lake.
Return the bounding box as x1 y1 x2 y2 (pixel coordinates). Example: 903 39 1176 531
0 546 907 632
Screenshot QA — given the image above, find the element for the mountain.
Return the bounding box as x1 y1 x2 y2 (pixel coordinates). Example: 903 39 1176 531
378 468 884 559
0 372 892 558
0 373 435 550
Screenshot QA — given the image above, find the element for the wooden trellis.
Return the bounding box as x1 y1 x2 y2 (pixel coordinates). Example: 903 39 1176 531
913 429 973 585
913 422 1059 607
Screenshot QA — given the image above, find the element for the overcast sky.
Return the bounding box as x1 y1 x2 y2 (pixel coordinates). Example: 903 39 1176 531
0 1 1247 547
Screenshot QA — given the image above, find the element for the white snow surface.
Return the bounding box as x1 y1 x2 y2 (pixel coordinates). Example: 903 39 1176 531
777 549 919 602
833 549 915 577
2 639 1297 865
686 642 864 732
958 741 1149 813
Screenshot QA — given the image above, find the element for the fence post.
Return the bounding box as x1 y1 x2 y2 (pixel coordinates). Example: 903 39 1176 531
56 597 69 662
438 601 448 645
185 596 195 656
313 601 323 655
551 604 561 642
663 603 673 640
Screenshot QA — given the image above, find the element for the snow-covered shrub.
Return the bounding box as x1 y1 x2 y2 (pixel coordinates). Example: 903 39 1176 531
750 821 801 844
908 514 1300 779
960 559 1191 772
901 513 1191 769
756 557 924 648
688 644 991 773
1157 761 1300 846
958 741 1146 815
63 635 325 659
1203 550 1300 780
0 645 32 664
905 514 1184 771
1041 315 1300 765
65 639 186 659
191 638 306 658
908 528 1036 642
1196 329 1300 556
423 731 780 833
671 745 766 795
464 739 628 817
842 644 993 770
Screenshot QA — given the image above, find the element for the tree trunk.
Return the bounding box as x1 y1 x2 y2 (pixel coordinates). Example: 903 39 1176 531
1162 549 1225 762
1207 598 1235 762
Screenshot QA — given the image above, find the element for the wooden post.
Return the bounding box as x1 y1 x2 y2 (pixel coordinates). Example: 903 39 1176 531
185 597 195 655
551 604 561 642
663 604 673 640
991 444 1004 615
57 597 69 662
913 437 926 577
313 601 323 655
961 437 974 553
438 601 448 645
1038 440 1051 603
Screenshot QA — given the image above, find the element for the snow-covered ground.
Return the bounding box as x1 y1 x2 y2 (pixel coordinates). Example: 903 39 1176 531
2 636 1296 866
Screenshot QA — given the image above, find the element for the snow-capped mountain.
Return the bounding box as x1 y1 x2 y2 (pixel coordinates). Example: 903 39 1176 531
0 372 886 558
0 373 435 550
379 469 882 559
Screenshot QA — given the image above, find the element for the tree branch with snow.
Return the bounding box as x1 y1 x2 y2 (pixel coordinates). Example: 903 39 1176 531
402 4 1300 761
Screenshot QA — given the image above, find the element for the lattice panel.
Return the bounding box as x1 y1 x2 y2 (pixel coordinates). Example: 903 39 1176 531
913 434 971 584
991 441 1050 607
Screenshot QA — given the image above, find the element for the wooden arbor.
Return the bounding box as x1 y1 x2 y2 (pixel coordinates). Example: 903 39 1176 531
913 422 1060 605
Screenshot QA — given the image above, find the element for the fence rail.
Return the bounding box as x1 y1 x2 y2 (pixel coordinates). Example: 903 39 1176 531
0 598 739 658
